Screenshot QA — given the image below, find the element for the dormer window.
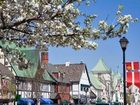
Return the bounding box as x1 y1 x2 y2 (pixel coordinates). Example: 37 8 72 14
52 72 59 79
59 71 65 80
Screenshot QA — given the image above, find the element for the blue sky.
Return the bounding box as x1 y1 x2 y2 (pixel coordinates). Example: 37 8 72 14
49 0 140 74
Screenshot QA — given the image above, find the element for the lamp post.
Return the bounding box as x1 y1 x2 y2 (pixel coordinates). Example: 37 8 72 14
119 37 129 105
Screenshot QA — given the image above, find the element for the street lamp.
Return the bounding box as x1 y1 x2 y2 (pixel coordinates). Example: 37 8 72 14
119 37 129 105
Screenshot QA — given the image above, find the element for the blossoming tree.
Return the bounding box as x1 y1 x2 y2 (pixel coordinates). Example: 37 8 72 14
0 0 138 73
0 0 137 50
0 0 138 103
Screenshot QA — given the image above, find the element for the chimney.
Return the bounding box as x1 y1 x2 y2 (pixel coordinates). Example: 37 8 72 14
65 62 70 66
40 51 48 65
80 61 83 64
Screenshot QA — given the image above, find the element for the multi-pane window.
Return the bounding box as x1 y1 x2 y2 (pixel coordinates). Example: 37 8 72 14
81 84 89 92
41 84 49 92
81 87 88 92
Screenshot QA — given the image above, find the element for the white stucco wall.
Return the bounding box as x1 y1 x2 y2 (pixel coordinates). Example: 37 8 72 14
70 83 79 97
70 68 90 98
79 69 90 96
102 73 111 81
41 84 50 98
80 70 90 85
19 82 51 98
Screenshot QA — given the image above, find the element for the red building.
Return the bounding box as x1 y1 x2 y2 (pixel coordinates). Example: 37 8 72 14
40 52 70 104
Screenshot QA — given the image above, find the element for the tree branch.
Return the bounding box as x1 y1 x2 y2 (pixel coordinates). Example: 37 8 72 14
47 33 81 38
51 0 77 20
9 27 30 34
10 17 40 27
62 0 77 8
0 16 41 29
106 23 119 35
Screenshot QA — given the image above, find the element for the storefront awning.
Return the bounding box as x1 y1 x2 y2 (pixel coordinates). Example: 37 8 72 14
90 90 96 99
17 98 34 104
81 84 90 88
40 98 53 104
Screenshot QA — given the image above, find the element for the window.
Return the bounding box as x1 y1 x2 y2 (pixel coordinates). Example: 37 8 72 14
81 86 83 91
41 84 49 92
84 87 88 92
81 84 89 92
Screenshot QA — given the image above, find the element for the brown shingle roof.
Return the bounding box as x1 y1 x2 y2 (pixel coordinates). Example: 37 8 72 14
45 64 69 83
0 63 14 78
54 63 86 83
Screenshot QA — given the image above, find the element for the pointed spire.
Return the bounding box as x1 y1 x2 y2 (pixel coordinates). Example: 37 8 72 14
91 58 111 74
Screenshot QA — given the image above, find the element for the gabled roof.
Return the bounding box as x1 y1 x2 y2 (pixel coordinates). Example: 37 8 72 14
34 66 56 83
43 70 56 82
45 64 59 73
12 49 39 78
0 40 38 78
54 63 88 83
91 58 111 74
45 64 69 83
88 71 103 90
0 41 57 82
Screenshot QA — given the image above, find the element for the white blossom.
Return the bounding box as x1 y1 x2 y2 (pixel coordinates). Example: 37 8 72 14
117 11 121 15
91 29 100 37
0 0 136 50
44 4 52 11
75 27 81 31
16 16 24 21
118 15 132 25
65 4 74 10
90 42 98 48
75 8 80 15
57 5 63 12
99 20 108 29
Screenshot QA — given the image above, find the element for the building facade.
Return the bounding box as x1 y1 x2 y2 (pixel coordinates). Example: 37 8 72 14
89 58 123 103
55 62 91 104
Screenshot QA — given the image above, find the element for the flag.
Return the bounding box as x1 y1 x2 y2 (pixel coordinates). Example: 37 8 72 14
126 62 140 88
126 62 132 70
126 62 139 71
133 62 139 70
134 71 140 88
127 71 132 88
